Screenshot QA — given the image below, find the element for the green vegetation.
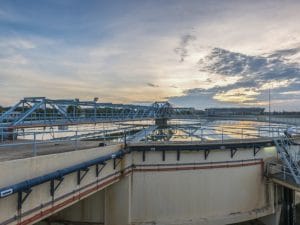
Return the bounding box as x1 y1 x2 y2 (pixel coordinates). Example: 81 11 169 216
66 105 82 116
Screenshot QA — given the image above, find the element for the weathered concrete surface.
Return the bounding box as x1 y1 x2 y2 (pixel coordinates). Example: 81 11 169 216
49 190 105 224
126 148 276 225
0 144 123 225
104 176 130 225
44 146 278 225
0 140 107 162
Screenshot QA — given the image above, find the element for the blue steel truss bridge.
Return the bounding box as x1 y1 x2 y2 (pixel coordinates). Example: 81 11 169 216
0 97 197 129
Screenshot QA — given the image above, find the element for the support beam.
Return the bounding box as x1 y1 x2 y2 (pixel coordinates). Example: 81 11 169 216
162 150 165 161
204 149 210 160
230 148 238 158
50 177 64 197
142 150 146 162
282 187 296 225
96 163 106 177
17 189 32 210
253 146 261 156
77 168 89 185
177 150 180 161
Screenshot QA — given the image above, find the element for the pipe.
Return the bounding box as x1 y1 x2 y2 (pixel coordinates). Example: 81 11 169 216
0 149 125 198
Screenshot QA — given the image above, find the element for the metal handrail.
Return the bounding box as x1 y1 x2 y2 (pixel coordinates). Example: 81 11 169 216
0 124 299 157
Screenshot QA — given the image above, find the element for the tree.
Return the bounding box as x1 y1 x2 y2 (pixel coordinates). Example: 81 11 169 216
66 105 82 116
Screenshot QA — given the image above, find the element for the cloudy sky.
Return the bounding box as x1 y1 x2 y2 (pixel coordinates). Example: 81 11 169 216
1 0 300 110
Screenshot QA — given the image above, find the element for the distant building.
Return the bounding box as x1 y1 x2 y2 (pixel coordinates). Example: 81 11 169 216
205 107 265 116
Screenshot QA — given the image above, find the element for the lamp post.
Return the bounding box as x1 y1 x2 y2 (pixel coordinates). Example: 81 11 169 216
269 88 271 134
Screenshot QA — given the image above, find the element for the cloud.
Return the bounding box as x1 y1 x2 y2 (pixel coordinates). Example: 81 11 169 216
0 38 36 50
1 0 300 111
170 46 300 109
198 48 300 81
268 46 300 60
174 34 196 62
213 88 260 104
0 8 20 22
198 47 300 91
281 90 300 95
147 83 159 88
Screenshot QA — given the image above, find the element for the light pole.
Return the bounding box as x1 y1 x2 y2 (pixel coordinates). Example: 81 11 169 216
269 88 271 134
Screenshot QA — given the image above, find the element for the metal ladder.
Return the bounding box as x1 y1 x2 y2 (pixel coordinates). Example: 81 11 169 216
274 135 300 184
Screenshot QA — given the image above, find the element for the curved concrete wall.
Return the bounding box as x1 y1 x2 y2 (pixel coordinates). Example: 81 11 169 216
0 144 279 225
124 148 276 225
0 144 123 225
48 147 278 225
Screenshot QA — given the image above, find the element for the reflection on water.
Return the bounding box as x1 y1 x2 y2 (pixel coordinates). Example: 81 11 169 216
17 120 154 141
149 119 289 142
16 119 290 142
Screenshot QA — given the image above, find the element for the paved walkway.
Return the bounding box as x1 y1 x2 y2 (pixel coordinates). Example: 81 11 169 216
0 140 104 162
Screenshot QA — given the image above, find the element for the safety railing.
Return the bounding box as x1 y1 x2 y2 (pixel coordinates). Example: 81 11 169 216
0 125 144 157
0 123 298 157
0 112 156 127
266 160 300 185
0 124 294 143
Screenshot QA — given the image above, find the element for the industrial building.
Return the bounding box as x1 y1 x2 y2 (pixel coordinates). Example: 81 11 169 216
205 107 265 116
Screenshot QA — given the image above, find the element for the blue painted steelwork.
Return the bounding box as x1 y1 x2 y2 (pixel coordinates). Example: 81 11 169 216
0 97 195 129
274 135 300 184
0 149 125 198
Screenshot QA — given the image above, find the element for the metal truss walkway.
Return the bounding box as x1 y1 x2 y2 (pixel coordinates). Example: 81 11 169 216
274 135 300 184
0 97 196 129
266 134 300 191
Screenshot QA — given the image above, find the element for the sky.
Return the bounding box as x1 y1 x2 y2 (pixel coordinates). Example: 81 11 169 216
1 0 300 110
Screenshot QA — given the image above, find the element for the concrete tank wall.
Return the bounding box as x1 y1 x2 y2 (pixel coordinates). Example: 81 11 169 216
52 147 274 225
51 190 105 224
130 166 270 225
45 176 131 225
0 144 123 225
127 148 276 225
105 175 130 225
0 144 279 225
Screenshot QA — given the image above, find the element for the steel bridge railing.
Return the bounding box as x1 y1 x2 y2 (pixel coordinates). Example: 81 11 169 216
1 124 296 157
0 97 198 128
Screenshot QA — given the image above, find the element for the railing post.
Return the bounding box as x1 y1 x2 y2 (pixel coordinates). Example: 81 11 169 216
271 127 274 137
33 132 37 156
75 130 78 150
221 128 224 144
12 129 15 142
124 132 127 147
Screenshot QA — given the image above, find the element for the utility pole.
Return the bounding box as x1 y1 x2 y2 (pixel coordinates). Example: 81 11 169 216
269 88 271 133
